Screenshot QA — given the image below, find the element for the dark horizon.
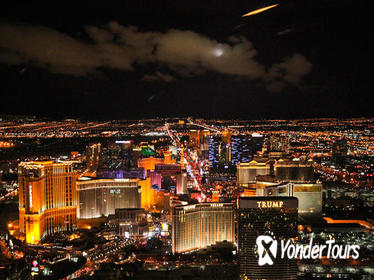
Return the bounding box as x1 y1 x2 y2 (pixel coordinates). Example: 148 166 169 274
1 111 373 122
1 0 372 120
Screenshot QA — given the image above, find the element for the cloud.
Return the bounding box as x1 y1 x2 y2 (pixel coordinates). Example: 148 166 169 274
0 21 312 90
265 54 313 92
143 71 175 82
154 31 265 79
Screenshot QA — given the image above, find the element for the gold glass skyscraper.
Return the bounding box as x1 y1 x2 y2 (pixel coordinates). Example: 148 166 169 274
238 197 298 280
172 203 234 253
18 161 78 244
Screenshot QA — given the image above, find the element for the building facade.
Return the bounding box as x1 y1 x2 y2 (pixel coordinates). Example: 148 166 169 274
108 208 148 238
263 182 322 217
137 157 166 176
237 160 270 186
18 161 78 244
77 178 141 219
172 203 234 253
238 197 298 280
209 135 231 166
231 135 252 165
274 159 314 182
176 172 188 194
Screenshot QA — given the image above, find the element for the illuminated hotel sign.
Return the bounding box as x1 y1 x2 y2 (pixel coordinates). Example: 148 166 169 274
212 203 224 207
239 197 298 209
183 203 225 211
257 201 284 208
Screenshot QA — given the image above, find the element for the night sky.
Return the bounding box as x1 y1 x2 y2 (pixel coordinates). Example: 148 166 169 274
0 0 372 120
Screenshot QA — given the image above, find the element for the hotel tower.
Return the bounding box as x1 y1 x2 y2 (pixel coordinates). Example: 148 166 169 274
18 161 78 244
172 203 234 253
238 197 298 280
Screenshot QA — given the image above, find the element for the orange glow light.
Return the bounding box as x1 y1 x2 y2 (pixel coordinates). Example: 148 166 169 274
324 217 374 229
242 4 279 17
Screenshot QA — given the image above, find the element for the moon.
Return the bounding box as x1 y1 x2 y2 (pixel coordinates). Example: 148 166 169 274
214 48 224 57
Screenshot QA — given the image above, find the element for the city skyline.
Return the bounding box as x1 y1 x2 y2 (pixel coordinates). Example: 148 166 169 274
1 117 373 279
0 1 373 279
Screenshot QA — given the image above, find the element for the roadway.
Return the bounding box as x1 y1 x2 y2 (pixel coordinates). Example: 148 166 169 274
165 123 204 192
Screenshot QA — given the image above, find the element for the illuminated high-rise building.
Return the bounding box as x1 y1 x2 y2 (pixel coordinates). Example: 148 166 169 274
148 170 162 190
112 208 147 237
188 127 213 151
208 136 220 166
147 164 185 197
137 157 166 176
251 133 264 154
201 130 210 160
77 177 141 219
162 150 174 164
155 163 181 174
255 158 322 218
180 148 185 169
153 189 171 211
274 159 314 182
231 135 252 165
172 203 234 253
263 182 322 218
238 197 298 280
221 130 232 145
209 136 230 166
18 161 78 244
176 172 188 194
237 160 270 186
97 168 145 180
139 177 155 209
211 190 220 202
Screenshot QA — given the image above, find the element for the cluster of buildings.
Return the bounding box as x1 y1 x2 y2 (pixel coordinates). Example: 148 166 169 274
170 195 300 279
167 132 324 279
14 129 349 280
16 141 187 244
237 157 322 218
189 129 263 168
1 117 373 279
